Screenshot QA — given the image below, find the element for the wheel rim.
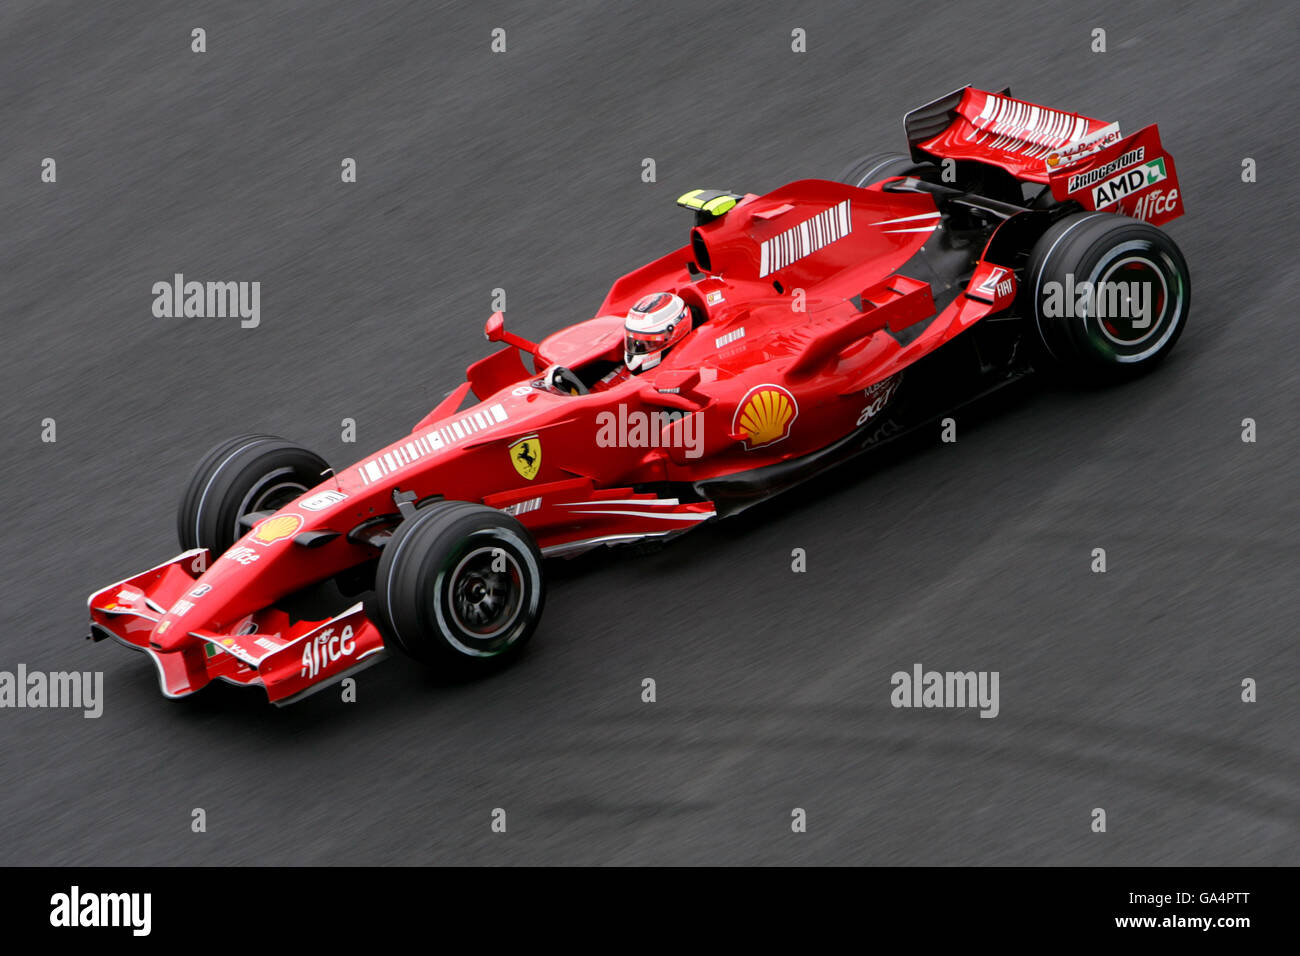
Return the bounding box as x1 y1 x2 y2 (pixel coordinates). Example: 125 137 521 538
250 480 309 512
1081 240 1185 363
234 476 309 542
1094 256 1168 348
447 546 525 640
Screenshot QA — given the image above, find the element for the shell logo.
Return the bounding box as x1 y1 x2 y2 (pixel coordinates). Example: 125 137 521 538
251 513 303 546
733 384 799 449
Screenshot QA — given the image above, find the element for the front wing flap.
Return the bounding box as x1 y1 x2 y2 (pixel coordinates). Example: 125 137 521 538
88 551 385 705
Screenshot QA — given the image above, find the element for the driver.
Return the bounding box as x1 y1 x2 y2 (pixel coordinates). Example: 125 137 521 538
550 292 693 394
624 292 691 373
585 292 691 392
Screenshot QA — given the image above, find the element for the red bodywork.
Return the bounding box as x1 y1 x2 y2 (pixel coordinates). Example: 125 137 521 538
89 86 1184 704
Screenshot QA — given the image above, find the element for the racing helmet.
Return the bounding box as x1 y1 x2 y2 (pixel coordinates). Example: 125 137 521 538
624 292 690 372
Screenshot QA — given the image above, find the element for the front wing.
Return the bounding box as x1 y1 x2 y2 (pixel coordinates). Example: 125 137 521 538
87 550 386 706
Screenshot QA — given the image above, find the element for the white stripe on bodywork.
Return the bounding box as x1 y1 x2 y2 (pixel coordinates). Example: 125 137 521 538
541 531 676 557
872 211 941 226
566 509 714 522
558 498 682 508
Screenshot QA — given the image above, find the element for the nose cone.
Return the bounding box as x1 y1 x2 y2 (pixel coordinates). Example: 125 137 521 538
150 605 197 651
149 548 277 650
151 487 368 651
148 566 235 650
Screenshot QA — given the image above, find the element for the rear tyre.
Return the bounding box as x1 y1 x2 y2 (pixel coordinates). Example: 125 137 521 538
372 501 545 670
1025 212 1190 375
838 152 937 188
177 435 330 556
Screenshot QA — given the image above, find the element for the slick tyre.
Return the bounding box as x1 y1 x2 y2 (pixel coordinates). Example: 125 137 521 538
178 435 330 556
838 152 938 188
1026 212 1191 375
372 501 545 670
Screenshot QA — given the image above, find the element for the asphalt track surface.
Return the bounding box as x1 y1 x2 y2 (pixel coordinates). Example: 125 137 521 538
1 0 1296 865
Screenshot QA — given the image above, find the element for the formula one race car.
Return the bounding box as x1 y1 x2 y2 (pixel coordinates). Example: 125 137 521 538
88 86 1190 705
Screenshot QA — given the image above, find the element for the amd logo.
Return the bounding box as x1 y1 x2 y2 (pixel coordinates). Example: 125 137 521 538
1091 158 1168 209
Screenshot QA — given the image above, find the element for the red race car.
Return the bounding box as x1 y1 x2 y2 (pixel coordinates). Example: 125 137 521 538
88 86 1190 705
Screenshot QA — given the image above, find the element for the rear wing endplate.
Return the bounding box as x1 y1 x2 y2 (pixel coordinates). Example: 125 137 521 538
904 85 1183 225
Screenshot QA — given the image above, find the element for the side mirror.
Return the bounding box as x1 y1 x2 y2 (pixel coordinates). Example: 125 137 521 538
482 310 540 357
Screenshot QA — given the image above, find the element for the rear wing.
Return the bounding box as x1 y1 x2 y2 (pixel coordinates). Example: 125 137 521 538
904 86 1184 225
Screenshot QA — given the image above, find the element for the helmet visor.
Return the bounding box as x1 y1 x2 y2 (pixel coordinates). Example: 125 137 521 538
625 329 671 356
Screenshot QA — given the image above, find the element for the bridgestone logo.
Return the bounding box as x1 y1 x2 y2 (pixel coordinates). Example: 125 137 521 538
759 200 851 277
1067 147 1144 193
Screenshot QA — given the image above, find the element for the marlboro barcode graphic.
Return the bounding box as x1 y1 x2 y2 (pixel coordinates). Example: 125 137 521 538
971 93 1091 158
758 199 852 277
359 403 508 484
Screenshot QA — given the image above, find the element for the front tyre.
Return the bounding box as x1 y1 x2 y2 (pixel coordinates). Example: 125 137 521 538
177 435 330 555
372 501 545 669
1026 212 1191 375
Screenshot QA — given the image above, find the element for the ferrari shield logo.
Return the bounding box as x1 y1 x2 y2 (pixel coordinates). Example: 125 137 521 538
510 436 541 480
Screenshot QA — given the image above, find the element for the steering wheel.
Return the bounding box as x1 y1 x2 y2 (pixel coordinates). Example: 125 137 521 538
549 365 588 395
